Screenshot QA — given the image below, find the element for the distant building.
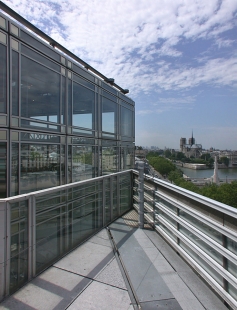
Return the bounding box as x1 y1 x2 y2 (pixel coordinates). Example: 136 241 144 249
180 132 202 158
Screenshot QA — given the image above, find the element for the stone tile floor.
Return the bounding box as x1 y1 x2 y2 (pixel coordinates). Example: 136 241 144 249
0 210 228 310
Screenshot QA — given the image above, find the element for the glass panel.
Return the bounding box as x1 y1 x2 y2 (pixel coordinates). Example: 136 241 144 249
68 79 72 126
21 45 60 72
156 197 177 214
160 210 177 228
12 51 19 116
227 260 237 278
102 97 117 134
179 210 222 244
112 178 118 219
102 143 118 175
120 174 131 214
102 82 117 95
121 107 133 137
0 44 7 113
227 237 237 256
72 195 98 246
74 74 95 90
72 145 94 182
11 142 19 196
159 222 176 241
0 142 7 198
21 30 60 62
10 200 28 293
36 216 61 273
10 249 28 294
61 76 66 124
20 143 60 193
121 143 134 170
179 224 223 265
73 82 95 129
73 65 95 82
228 283 237 300
179 240 223 286
21 56 60 126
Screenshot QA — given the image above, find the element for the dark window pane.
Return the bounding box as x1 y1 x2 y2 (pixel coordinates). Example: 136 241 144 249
72 145 94 182
73 65 95 82
20 143 60 193
11 142 19 196
73 74 95 90
0 142 7 198
121 106 133 137
12 51 19 115
102 82 117 96
0 44 7 113
21 56 60 125
68 79 72 126
102 97 117 134
21 30 60 62
61 76 66 125
21 45 60 72
73 82 95 129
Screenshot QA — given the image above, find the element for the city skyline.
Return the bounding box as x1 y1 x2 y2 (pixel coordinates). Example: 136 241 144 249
1 0 237 150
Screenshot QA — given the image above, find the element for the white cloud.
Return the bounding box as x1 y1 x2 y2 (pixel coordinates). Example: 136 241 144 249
1 0 237 96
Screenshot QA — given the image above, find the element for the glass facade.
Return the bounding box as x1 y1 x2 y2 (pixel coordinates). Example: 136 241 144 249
0 12 135 198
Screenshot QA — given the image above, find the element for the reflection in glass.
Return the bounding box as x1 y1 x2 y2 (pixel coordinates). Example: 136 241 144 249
10 201 28 293
121 107 133 137
11 143 19 196
0 44 7 113
12 51 19 116
73 82 94 129
21 56 60 125
20 143 61 193
121 144 134 170
72 145 94 182
0 142 7 198
102 97 117 133
36 216 60 272
102 145 118 175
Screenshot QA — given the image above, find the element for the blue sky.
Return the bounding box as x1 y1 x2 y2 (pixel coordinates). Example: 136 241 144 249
2 0 237 150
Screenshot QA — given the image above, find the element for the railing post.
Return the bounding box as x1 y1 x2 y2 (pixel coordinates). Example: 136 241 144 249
137 161 144 229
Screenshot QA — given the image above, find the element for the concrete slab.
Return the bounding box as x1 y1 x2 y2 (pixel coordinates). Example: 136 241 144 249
95 257 127 290
88 229 112 248
0 267 92 310
178 271 227 310
67 281 131 310
109 220 176 304
54 241 114 279
0 282 63 310
140 299 182 310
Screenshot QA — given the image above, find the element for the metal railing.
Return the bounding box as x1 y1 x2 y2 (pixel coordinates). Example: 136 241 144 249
133 171 237 310
0 170 133 300
1 168 237 309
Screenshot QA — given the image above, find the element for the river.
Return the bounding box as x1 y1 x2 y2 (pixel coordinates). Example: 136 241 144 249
179 167 237 181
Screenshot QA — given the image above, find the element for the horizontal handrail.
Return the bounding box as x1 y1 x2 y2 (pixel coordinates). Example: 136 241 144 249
132 170 237 309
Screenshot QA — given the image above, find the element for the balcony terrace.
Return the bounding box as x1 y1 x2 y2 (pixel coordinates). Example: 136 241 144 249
0 169 237 309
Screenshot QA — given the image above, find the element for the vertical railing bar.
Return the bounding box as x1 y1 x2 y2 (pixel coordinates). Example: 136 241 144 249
138 162 144 229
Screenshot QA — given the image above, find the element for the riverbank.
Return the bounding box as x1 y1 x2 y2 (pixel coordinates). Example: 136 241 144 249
179 166 237 181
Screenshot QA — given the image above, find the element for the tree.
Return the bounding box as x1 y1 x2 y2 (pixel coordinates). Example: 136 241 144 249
220 156 229 167
148 156 176 176
164 150 172 158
